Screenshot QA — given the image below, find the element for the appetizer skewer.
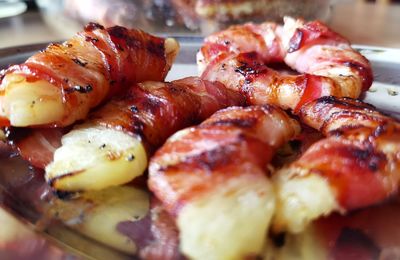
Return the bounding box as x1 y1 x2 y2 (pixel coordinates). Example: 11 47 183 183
0 23 179 127
149 105 300 259
45 77 243 192
199 17 373 112
273 97 400 234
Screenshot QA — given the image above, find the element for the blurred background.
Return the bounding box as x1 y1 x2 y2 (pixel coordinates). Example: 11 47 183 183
0 0 399 48
0 0 400 258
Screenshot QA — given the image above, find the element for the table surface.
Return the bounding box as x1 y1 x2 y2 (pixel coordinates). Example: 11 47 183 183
330 0 400 48
0 0 399 49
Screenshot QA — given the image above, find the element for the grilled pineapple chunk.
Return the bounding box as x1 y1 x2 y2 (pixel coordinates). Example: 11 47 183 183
0 74 64 126
178 175 275 260
45 124 147 191
272 167 339 233
49 185 149 254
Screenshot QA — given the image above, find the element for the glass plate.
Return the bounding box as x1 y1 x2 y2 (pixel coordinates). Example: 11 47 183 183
0 39 400 259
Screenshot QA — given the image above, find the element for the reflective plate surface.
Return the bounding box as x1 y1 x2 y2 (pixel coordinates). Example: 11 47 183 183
0 40 399 259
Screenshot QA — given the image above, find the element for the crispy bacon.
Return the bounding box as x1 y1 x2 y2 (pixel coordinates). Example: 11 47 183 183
88 76 244 153
298 97 400 209
202 51 340 111
7 77 243 172
149 105 299 213
298 96 400 135
199 17 373 112
149 105 300 259
0 23 178 127
273 97 400 234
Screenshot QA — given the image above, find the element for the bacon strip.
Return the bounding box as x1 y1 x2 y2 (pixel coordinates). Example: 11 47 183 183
88 76 244 154
0 23 178 127
199 17 373 112
273 97 400 234
149 105 300 259
43 77 244 192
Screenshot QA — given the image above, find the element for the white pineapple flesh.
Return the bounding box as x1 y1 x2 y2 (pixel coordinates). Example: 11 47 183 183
178 175 275 260
0 74 64 126
45 124 147 191
272 167 339 234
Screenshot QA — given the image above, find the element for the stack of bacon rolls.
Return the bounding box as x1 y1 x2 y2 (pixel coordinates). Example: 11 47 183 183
1 16 399 260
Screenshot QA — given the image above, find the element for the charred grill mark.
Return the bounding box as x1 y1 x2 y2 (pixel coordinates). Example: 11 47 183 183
84 22 105 31
49 171 85 199
271 233 286 248
128 119 145 137
234 64 250 77
48 43 61 49
72 58 88 67
323 111 384 134
108 26 128 39
65 85 93 94
0 69 6 83
108 26 146 51
328 124 376 137
207 117 258 128
234 54 269 82
53 190 81 200
127 154 135 161
372 124 389 138
143 96 162 111
163 144 238 172
260 104 276 114
146 40 165 58
116 44 124 51
288 29 303 53
314 96 376 111
85 36 99 43
159 131 254 173
342 61 373 90
240 52 259 61
166 83 188 95
329 129 345 137
130 105 139 113
349 145 386 172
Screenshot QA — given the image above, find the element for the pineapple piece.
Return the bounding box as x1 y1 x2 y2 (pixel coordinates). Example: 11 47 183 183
178 175 275 260
165 38 180 69
45 124 147 191
272 167 339 234
0 74 64 126
49 185 149 254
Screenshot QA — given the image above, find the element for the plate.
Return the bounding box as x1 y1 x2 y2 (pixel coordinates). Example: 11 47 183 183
0 40 400 259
